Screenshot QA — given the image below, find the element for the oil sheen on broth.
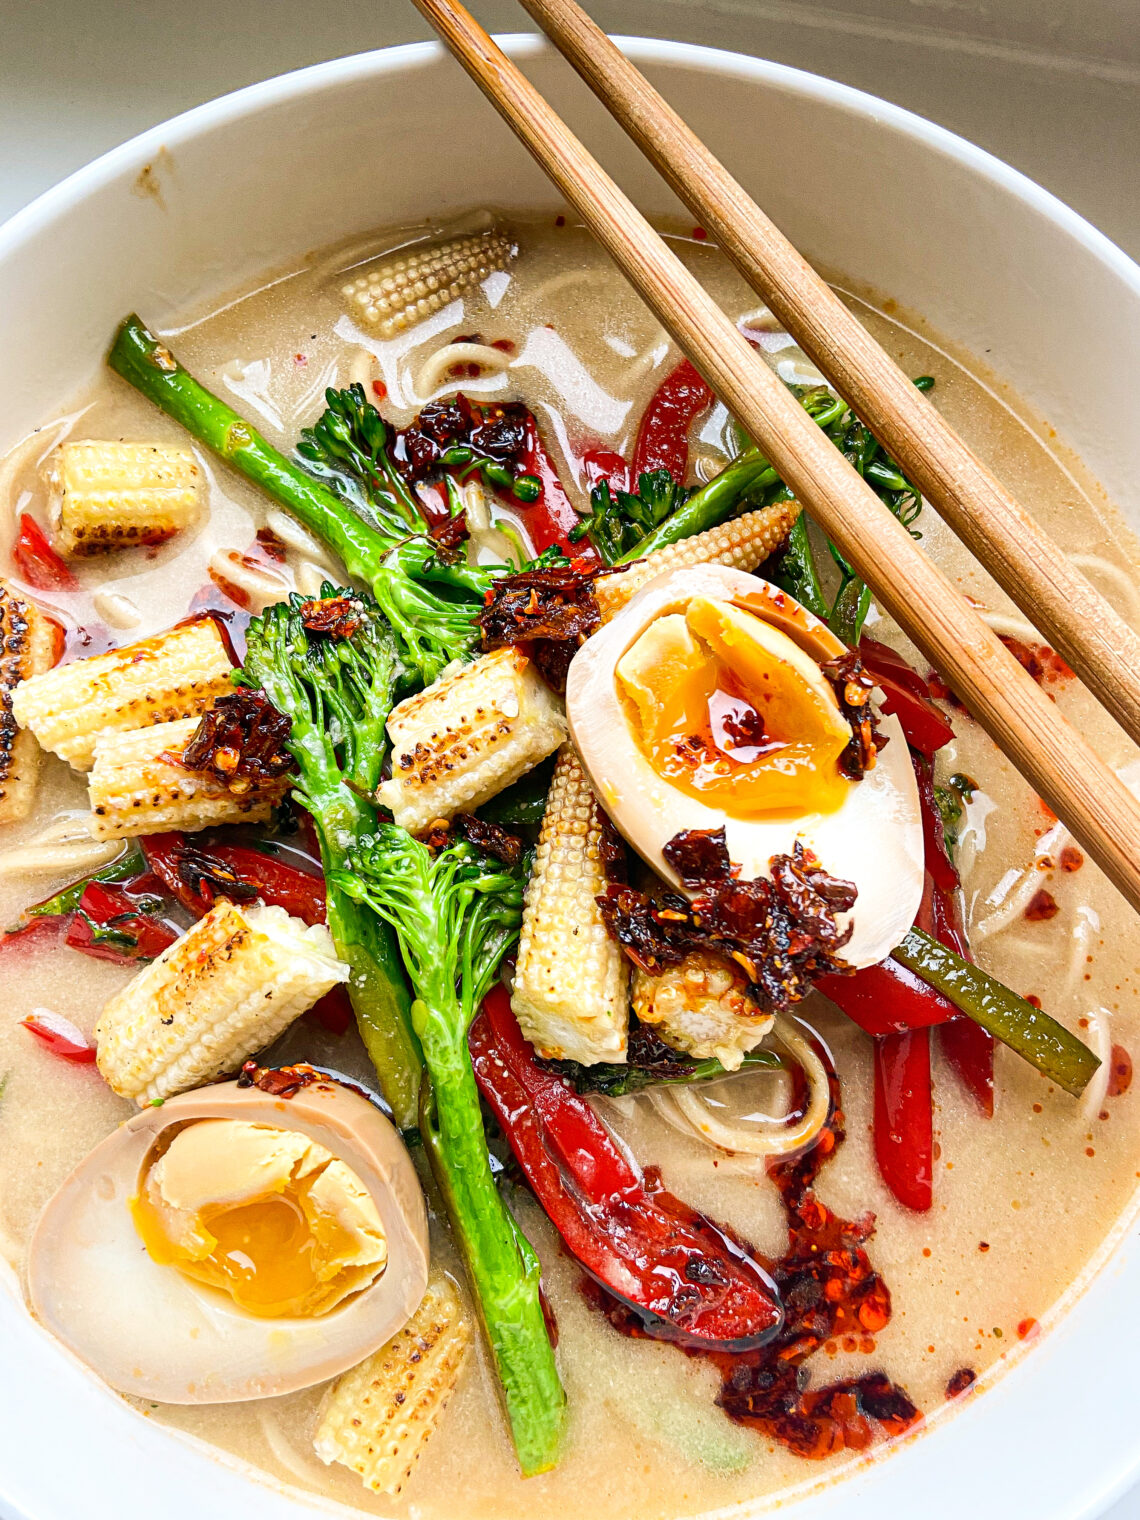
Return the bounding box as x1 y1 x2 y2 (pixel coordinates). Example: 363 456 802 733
1 213 1138 1520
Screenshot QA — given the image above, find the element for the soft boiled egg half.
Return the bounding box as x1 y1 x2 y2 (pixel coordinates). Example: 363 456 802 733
566 564 925 968
28 1077 429 1404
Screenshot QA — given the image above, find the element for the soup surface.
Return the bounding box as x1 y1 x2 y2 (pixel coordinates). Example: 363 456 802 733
1 213 1139 1519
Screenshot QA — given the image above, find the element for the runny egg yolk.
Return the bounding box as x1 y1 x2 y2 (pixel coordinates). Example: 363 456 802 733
131 1119 387 1319
615 596 852 817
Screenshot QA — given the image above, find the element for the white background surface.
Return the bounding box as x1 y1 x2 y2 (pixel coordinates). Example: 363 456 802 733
1 1 1137 1516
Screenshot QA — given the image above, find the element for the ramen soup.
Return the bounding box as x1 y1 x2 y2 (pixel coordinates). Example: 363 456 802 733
1 213 1138 1520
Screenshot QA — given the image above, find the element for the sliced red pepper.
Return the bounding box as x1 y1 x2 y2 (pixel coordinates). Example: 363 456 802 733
939 1018 995 1116
470 987 783 1349
578 445 630 495
873 1029 933 1212
631 359 714 481
517 416 597 561
816 958 958 1037
859 637 954 756
142 833 326 924
12 513 79 593
21 1009 97 1063
306 984 354 1036
64 882 178 963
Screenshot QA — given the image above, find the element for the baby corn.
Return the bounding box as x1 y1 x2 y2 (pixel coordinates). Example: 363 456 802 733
315 1274 472 1497
95 901 348 1104
594 501 800 623
12 616 234 770
512 746 628 1065
0 580 58 826
632 949 774 1071
48 440 200 556
87 717 290 840
377 648 565 834
342 230 515 339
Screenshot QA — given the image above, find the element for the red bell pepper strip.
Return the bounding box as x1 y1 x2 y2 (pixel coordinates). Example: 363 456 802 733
873 1029 933 1212
816 958 957 1037
939 1018 995 1116
306 984 354 1036
859 637 954 756
141 832 327 924
470 986 783 1349
517 417 597 560
631 360 714 481
64 881 179 964
21 1009 97 1063
578 445 630 495
12 513 79 593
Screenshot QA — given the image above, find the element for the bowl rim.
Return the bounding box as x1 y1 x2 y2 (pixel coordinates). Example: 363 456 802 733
2 33 1140 1520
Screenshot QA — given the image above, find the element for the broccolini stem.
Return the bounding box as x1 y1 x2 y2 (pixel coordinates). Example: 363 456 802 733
619 448 778 563
420 1061 566 1475
894 928 1100 1096
109 315 394 583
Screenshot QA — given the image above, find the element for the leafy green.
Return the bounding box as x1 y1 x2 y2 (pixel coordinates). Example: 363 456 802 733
548 1042 783 1098
333 826 566 1475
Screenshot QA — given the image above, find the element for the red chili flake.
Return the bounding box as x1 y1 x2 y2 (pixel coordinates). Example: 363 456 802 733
821 651 885 778
294 352 307 365
1026 994 1042 1008
480 564 600 694
1017 1317 1039 1340
299 595 364 640
998 635 1074 685
692 226 708 240
454 812 524 868
1108 1045 1133 1097
1024 889 1060 922
491 338 516 353
237 1060 322 1097
173 688 294 789
253 527 287 564
1059 845 1085 872
554 214 566 227
978 1241 990 1252
371 379 388 401
1086 1147 1096 1157
945 1367 976 1399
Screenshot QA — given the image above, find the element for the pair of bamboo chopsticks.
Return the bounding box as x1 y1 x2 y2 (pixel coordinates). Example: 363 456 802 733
410 0 1140 916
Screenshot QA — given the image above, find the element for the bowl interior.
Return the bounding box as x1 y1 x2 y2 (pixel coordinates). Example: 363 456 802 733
1 35 1139 1520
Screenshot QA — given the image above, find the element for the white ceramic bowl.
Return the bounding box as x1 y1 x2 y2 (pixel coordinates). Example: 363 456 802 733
2 35 1139 1520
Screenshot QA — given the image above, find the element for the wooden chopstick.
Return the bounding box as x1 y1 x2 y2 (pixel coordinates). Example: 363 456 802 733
514 0 1140 756
409 0 1140 917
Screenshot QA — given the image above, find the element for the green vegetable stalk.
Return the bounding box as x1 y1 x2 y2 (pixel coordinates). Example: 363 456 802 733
334 827 566 1476
108 316 489 682
241 589 422 1129
894 927 1100 1096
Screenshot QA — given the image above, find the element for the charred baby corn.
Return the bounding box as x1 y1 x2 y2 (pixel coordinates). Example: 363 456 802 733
376 648 565 833
512 746 628 1064
314 1273 472 1496
95 901 348 1104
12 616 234 770
632 949 774 1070
342 230 515 339
0 579 57 825
595 501 800 623
87 717 290 840
47 440 200 556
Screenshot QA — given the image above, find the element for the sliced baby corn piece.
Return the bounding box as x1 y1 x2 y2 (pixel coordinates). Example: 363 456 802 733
512 745 628 1064
594 501 801 623
376 647 565 833
315 1273 472 1497
95 901 348 1105
342 230 516 339
87 716 290 841
631 949 774 1071
0 579 58 826
11 616 234 771
47 440 200 557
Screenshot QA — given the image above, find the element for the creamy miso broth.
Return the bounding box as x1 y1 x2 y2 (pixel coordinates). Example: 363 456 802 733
1 212 1139 1520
